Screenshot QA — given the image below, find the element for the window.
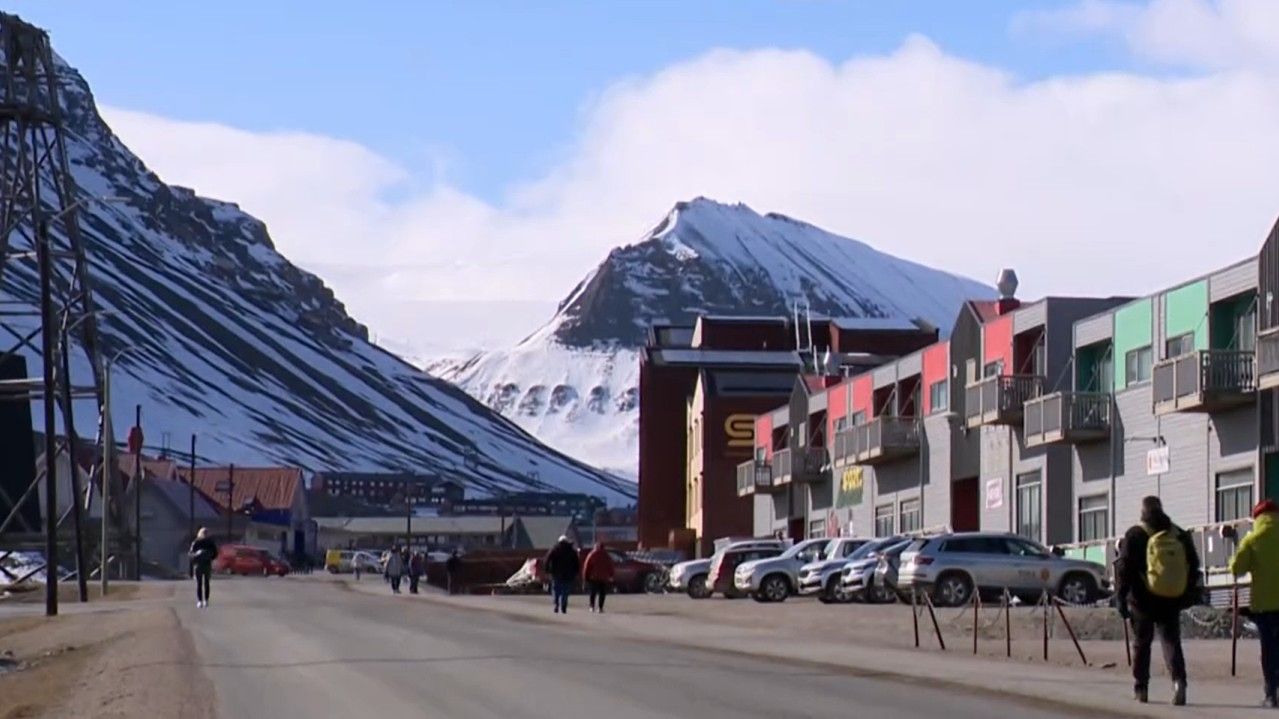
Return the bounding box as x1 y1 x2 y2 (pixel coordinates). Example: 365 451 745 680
1216 469 1255 523
851 411 867 426
929 380 949 414
1237 306 1258 352
874 504 894 537
808 518 826 538
899 498 922 533
942 536 1008 554
755 447 766 462
1125 346 1153 386
1078 495 1109 542
835 417 848 433
1004 538 1050 557
965 359 976 384
1165 332 1195 359
983 360 1004 378
1015 471 1043 541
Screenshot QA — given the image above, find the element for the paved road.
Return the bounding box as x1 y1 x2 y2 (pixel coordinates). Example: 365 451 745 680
178 578 1102 719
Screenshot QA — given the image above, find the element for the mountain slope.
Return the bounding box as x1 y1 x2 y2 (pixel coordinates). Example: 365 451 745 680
436 198 996 476
0 39 633 502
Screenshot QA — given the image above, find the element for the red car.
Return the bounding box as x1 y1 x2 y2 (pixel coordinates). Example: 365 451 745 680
214 545 289 577
533 548 665 593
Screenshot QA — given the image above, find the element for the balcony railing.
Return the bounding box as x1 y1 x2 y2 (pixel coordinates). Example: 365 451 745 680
1259 329 1279 390
769 446 826 485
852 416 920 465
964 374 1044 428
736 460 776 496
1153 350 1255 415
1023 392 1110 448
831 429 858 466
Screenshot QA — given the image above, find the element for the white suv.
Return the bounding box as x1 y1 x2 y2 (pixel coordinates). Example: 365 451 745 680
796 538 872 602
734 538 830 603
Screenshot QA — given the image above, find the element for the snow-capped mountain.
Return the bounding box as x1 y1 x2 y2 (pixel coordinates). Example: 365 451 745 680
436 198 996 477
0 31 633 502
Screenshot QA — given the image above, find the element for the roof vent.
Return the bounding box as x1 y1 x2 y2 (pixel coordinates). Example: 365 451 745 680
996 269 1019 300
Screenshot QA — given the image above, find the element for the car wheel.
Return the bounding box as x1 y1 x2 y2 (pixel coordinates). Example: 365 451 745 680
760 574 790 603
935 572 973 607
642 572 664 594
1058 573 1096 605
820 576 851 604
687 575 711 600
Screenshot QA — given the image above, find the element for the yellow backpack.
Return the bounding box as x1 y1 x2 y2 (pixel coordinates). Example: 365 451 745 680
1145 526 1188 599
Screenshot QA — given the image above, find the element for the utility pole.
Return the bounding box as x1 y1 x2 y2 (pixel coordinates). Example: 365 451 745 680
59 326 88 603
188 435 196 539
100 360 112 597
132 404 142 580
405 476 413 549
38 219 59 618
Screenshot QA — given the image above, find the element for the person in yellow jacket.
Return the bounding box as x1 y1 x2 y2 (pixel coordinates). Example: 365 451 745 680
1229 499 1279 708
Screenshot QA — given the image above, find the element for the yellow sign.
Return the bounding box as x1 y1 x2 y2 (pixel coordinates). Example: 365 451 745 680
837 466 864 507
725 414 755 449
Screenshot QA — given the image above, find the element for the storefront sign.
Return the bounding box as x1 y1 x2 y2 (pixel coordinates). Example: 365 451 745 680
837 466 864 508
1146 446 1170 476
724 414 755 458
985 478 1004 510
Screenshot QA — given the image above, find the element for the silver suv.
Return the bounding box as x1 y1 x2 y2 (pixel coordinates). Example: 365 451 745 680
898 532 1109 607
840 537 908 603
796 537 872 602
734 538 829 603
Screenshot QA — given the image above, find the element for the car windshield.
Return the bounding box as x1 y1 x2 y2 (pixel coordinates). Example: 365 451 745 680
850 538 892 560
782 540 823 560
882 540 912 557
1007 538 1051 558
818 540 840 560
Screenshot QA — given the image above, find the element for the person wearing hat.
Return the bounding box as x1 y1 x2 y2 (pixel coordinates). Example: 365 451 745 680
1229 499 1279 707
542 535 580 614
188 527 218 609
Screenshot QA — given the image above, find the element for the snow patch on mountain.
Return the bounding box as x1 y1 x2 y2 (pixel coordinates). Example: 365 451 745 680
435 198 996 476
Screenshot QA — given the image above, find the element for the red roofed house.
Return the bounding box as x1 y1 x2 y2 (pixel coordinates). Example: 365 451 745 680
178 466 313 558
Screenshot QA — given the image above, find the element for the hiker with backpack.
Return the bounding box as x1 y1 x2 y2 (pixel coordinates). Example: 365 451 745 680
1116 496 1201 706
1227 499 1279 708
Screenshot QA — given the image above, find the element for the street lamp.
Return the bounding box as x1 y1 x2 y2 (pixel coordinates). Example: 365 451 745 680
100 343 146 587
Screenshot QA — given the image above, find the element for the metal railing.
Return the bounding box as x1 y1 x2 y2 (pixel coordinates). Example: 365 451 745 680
735 460 773 495
965 374 1044 426
792 446 828 482
1023 392 1110 444
1259 328 1279 379
832 429 857 463
1153 350 1254 408
772 448 792 483
854 416 920 461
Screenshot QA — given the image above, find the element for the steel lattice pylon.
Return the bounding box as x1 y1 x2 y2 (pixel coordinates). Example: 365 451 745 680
0 12 117 614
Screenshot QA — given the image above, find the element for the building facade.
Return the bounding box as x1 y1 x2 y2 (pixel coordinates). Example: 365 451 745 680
312 472 463 508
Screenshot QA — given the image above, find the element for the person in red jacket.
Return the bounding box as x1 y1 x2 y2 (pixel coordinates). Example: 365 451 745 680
582 543 616 613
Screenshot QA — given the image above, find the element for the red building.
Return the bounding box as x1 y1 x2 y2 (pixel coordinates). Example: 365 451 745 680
637 314 937 551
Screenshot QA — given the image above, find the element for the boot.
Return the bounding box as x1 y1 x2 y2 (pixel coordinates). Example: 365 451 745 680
1262 695 1277 709
1133 685 1148 704
1172 681 1187 707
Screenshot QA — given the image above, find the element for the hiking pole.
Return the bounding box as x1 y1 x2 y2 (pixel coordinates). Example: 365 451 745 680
912 588 920 648
1004 589 1011 658
1123 615 1131 667
1041 591 1049 662
1231 579 1240 677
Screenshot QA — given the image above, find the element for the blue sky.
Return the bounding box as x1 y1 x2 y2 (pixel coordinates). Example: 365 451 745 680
8 1 1279 357
14 0 1130 202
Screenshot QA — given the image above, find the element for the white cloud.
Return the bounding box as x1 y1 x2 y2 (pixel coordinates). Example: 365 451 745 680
1014 0 1279 70
101 29 1279 357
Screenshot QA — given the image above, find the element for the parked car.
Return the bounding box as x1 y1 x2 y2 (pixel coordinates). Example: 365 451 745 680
797 537 873 603
708 545 784 598
215 544 287 576
734 538 830 602
601 549 666 594
870 539 917 602
838 537 907 602
672 539 788 599
324 549 382 574
898 532 1109 607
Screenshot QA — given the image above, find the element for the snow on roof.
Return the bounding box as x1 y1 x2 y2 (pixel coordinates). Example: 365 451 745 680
830 317 921 331
654 349 804 367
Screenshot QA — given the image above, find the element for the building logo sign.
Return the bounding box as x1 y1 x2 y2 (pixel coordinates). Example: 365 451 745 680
985 478 1004 510
724 414 755 458
837 467 864 508
1146 446 1170 476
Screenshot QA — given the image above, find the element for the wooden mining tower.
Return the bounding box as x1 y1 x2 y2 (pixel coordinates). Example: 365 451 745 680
0 12 118 615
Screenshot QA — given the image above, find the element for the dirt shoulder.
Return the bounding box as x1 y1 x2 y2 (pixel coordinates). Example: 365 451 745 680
0 588 214 719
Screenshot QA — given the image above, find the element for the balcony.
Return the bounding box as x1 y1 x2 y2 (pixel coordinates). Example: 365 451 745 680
964 375 1044 428
1152 350 1255 415
1023 392 1110 448
831 429 858 467
770 447 827 485
1259 329 1279 390
851 416 920 465
736 460 779 496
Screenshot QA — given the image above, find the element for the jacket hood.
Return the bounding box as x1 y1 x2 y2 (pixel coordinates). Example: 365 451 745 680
1256 513 1277 532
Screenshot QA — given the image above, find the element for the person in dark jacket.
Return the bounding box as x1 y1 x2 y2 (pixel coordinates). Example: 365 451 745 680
408 551 425 595
1115 496 1201 706
582 543 616 613
188 527 218 609
445 551 461 595
543 536 580 614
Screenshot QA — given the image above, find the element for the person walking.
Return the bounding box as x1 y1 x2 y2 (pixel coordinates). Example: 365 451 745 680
446 551 461 595
188 527 217 609
582 542 616 613
543 535 580 614
385 546 405 594
1116 496 1200 706
408 551 425 595
1228 499 1279 707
